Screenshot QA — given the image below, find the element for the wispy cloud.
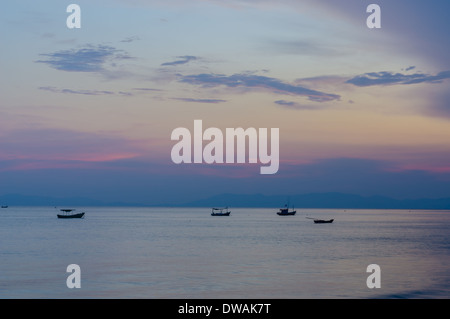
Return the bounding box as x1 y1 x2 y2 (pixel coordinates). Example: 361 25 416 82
0 128 142 165
39 86 115 96
172 98 227 104
346 70 450 87
132 88 163 92
120 36 140 43
161 55 198 66
180 73 340 102
39 86 168 97
294 75 348 87
274 100 325 110
35 44 133 72
266 39 347 57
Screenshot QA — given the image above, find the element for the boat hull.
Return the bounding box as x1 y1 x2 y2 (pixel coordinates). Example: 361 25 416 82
314 219 333 224
277 211 296 216
57 212 85 219
211 212 231 216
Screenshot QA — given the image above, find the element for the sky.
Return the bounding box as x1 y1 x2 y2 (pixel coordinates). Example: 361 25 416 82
1 0 450 204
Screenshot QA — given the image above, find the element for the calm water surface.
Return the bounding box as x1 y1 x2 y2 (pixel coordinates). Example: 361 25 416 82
1 207 449 298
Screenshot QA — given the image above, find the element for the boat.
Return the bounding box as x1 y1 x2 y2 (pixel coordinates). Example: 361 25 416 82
1 205 8 208
277 204 296 216
57 209 85 219
313 219 334 224
211 207 231 216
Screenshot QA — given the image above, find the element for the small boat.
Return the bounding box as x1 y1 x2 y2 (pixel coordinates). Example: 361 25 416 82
1 205 8 208
211 207 231 216
277 204 296 216
57 209 85 219
313 219 334 224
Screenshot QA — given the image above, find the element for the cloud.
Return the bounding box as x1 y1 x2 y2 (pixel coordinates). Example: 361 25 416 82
35 44 133 72
274 100 326 110
132 88 163 92
294 75 348 86
180 73 340 102
172 98 227 104
265 39 346 57
39 86 115 96
0 128 142 166
274 100 296 107
38 86 141 97
118 91 133 96
346 70 450 87
120 36 140 43
161 55 198 66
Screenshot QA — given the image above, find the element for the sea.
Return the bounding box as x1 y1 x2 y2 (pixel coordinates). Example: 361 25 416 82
1 206 449 299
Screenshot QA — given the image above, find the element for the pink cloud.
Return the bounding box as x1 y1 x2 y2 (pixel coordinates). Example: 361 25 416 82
0 128 145 170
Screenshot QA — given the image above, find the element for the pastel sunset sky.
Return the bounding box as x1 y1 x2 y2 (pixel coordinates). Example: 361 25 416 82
1 0 450 204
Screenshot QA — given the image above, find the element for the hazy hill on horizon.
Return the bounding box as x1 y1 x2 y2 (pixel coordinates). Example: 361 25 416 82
2 192 450 209
182 192 450 209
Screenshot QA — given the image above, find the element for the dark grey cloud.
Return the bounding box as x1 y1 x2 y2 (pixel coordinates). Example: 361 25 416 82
161 55 198 66
35 44 133 72
346 70 450 87
172 98 227 104
180 73 340 102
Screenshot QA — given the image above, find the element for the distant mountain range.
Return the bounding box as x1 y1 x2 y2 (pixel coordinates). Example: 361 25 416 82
0 194 138 207
2 192 450 209
181 193 450 209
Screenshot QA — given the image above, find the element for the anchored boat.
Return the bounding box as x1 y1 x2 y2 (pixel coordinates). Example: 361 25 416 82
211 207 231 216
313 219 334 224
277 201 296 216
57 209 85 219
306 217 334 224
